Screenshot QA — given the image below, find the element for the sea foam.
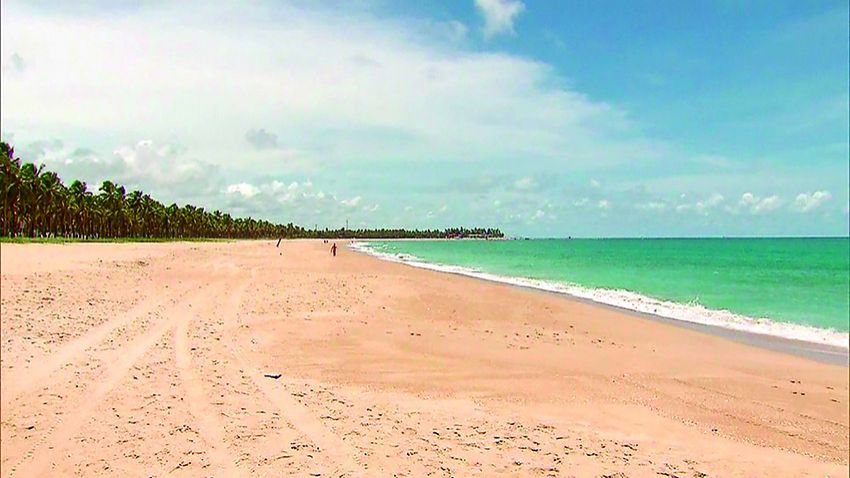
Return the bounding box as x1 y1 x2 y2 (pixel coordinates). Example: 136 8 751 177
350 241 850 349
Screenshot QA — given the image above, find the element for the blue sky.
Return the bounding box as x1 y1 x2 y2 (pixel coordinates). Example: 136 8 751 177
1 0 848 237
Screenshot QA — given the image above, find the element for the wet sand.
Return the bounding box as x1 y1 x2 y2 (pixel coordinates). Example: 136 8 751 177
1 240 847 477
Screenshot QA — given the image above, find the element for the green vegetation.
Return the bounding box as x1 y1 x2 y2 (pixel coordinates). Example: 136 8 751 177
1 141 503 241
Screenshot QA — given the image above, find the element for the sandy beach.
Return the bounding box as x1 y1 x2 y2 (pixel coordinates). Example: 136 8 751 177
0 239 847 477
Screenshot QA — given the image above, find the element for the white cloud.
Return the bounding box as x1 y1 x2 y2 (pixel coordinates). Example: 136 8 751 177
738 192 756 207
531 209 545 221
597 199 610 210
590 178 601 188
755 195 781 213
112 140 214 188
226 182 260 199
792 190 832 213
736 192 782 215
677 193 724 215
220 178 382 228
475 0 525 39
695 193 724 215
701 193 724 207
341 196 362 208
21 138 219 200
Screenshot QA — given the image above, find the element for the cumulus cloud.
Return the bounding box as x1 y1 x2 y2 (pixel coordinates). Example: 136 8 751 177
475 0 525 39
597 199 610 210
226 182 260 199
736 192 781 215
221 178 378 227
738 192 757 208
753 196 780 214
792 190 831 213
17 138 219 200
112 141 212 187
245 128 280 150
698 193 724 211
677 193 724 215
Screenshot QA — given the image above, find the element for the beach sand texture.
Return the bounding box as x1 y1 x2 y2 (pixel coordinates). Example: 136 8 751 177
0 240 847 477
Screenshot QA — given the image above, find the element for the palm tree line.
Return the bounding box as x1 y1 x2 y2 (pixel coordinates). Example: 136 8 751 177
0 141 503 240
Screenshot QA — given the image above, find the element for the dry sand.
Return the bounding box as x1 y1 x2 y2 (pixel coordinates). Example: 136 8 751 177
0 239 847 477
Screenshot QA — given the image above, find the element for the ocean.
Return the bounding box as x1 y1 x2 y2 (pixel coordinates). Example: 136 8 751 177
353 238 850 348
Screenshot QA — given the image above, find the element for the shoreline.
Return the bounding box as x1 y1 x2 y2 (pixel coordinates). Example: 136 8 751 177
350 241 849 366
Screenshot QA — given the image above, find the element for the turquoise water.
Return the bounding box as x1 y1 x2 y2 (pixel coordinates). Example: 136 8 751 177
362 238 850 337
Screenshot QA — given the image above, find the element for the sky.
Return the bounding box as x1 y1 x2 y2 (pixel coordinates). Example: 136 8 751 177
1 0 848 237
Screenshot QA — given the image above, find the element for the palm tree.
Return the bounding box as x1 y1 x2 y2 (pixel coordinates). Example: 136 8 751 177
19 162 47 237
68 180 88 238
0 143 22 237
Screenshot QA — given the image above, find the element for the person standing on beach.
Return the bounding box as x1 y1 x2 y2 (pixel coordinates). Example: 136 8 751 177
331 242 337 257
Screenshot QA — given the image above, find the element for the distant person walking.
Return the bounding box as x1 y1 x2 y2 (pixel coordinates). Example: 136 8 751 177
331 242 337 257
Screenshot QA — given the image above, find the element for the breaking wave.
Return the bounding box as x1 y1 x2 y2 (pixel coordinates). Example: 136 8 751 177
350 241 849 349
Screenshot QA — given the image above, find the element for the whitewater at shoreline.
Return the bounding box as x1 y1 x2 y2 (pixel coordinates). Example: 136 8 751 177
350 241 850 351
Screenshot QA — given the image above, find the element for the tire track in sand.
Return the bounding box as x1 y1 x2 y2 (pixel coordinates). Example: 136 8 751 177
237 365 372 477
3 285 222 478
1 281 192 410
172 284 246 478
223 273 375 477
5 283 214 478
